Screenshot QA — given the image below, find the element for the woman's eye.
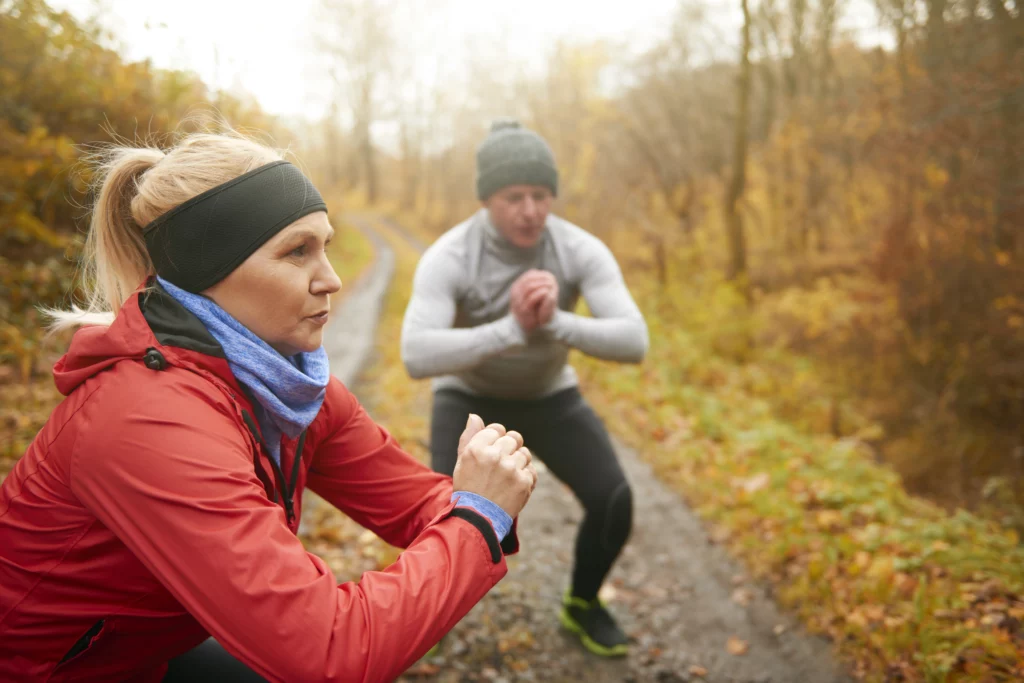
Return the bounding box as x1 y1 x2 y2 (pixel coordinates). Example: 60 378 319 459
290 245 307 258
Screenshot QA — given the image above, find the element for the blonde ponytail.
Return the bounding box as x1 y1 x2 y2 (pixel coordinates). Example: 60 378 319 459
47 131 283 331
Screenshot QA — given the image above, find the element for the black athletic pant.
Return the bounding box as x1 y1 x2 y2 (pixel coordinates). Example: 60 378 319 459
430 387 633 602
163 638 264 681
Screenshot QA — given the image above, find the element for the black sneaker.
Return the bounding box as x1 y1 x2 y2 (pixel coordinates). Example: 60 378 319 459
559 591 629 657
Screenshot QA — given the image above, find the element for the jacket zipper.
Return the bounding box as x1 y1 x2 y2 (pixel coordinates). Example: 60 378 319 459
241 410 306 526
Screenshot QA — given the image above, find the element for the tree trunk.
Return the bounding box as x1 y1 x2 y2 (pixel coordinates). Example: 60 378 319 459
358 76 378 205
399 120 418 211
990 0 1023 251
725 0 753 282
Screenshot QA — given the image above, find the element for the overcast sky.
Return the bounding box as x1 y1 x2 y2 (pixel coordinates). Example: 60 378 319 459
51 0 890 123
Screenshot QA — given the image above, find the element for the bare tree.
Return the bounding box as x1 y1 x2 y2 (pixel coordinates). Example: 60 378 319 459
725 0 754 282
315 0 396 204
806 0 843 251
989 0 1023 252
612 2 732 282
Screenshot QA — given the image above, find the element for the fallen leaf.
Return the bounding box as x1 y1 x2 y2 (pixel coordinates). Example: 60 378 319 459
598 583 619 603
863 605 886 622
894 572 918 597
689 664 708 677
726 636 749 655
509 658 531 672
846 610 869 629
404 662 440 677
731 587 755 606
981 613 1005 627
773 624 787 635
739 472 770 493
815 510 844 530
884 616 907 629
709 527 732 544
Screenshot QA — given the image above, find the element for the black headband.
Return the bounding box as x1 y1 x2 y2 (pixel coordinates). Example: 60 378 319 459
143 160 328 293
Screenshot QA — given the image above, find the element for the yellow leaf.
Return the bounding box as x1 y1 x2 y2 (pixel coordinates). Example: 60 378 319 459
924 162 949 189
815 510 844 530
846 610 869 629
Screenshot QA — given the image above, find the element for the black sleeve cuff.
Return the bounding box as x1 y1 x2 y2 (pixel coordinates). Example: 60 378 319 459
447 507 501 564
500 518 519 555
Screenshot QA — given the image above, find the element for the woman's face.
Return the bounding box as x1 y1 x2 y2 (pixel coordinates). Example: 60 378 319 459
205 211 342 357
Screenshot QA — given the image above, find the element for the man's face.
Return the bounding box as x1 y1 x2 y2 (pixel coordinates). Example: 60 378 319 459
483 185 554 249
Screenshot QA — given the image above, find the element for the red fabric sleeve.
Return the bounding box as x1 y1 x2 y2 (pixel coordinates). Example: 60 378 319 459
71 373 509 683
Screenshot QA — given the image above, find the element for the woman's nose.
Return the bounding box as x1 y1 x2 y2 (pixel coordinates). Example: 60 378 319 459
313 255 342 295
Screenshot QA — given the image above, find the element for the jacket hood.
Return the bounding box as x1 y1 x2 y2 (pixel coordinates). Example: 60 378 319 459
53 281 234 396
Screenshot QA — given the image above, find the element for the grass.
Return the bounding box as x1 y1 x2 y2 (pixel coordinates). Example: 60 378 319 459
8 200 1022 680
573 264 1024 682
327 215 375 300
369 206 1024 681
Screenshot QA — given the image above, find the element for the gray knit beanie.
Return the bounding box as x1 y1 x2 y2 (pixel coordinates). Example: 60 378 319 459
475 119 558 200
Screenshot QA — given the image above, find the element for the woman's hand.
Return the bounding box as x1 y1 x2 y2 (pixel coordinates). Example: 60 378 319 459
452 414 538 518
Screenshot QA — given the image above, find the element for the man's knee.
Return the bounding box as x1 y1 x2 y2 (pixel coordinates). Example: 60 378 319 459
598 480 632 551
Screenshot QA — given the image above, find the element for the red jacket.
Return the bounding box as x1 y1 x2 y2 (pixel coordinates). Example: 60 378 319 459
0 285 518 682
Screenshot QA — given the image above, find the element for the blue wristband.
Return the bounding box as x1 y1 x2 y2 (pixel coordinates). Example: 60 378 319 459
450 491 512 540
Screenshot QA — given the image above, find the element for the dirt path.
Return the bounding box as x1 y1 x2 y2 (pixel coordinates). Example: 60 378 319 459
321 214 851 683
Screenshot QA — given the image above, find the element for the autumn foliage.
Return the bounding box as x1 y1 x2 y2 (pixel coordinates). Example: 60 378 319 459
3 0 1024 679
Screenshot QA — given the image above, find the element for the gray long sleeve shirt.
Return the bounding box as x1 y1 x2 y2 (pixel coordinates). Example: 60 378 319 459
400 210 648 400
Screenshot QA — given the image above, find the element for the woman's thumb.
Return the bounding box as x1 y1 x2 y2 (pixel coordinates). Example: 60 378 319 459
458 413 485 453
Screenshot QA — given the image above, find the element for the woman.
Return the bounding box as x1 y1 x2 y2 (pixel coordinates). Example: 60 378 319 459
0 131 538 682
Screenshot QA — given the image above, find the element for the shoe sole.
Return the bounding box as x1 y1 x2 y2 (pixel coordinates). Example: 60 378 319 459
559 608 629 658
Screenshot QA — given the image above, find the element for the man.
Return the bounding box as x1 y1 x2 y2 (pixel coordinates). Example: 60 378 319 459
400 119 648 657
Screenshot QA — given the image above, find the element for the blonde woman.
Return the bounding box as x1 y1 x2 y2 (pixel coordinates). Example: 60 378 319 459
0 132 537 682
